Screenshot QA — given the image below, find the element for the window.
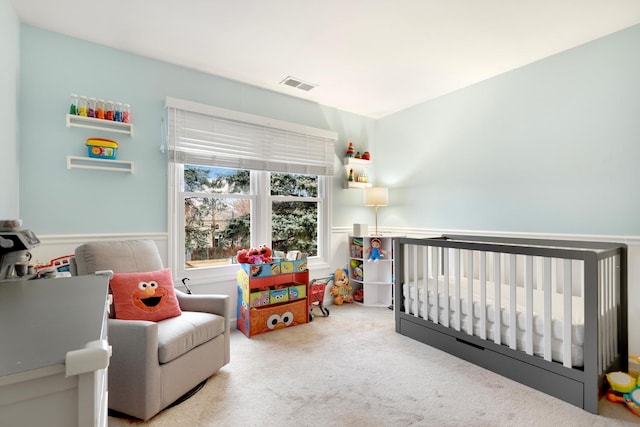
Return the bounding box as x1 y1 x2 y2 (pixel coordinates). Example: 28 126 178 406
166 98 336 279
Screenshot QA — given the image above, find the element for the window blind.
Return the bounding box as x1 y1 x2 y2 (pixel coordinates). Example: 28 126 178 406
166 97 337 176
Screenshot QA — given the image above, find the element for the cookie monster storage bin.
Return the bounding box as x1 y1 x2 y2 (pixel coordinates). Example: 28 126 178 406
86 138 118 160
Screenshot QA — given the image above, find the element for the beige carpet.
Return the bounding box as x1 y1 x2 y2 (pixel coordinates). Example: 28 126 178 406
108 304 639 426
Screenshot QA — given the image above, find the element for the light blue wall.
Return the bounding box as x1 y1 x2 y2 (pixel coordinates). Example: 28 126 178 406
19 25 375 234
376 24 640 236
21 23 640 237
0 0 19 219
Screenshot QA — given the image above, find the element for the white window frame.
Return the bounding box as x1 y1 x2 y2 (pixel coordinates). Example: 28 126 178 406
166 98 335 284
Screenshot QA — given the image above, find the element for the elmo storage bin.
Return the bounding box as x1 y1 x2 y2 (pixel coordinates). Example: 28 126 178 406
236 260 309 337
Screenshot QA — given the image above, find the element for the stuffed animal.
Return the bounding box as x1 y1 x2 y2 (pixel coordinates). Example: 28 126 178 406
248 247 263 264
368 238 385 261
236 248 250 264
330 268 353 305
259 245 273 263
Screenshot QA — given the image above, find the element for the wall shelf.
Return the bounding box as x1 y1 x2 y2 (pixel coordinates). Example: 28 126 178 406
343 157 372 189
66 114 133 135
67 156 134 173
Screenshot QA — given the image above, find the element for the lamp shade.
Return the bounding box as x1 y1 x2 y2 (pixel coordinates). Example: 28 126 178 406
364 187 389 207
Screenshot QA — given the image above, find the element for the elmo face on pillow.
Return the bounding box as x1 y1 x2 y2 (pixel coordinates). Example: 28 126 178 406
132 280 169 312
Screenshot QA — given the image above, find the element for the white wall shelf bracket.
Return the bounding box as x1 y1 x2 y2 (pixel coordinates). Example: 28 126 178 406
66 114 133 135
67 156 134 173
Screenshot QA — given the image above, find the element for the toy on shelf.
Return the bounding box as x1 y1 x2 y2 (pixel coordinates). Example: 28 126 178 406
330 268 353 305
236 245 274 264
350 259 363 281
362 151 371 160
350 237 363 258
367 238 386 261
346 142 356 157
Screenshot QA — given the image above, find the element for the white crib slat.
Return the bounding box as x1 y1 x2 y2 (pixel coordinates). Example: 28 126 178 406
480 251 487 340
563 259 572 368
525 256 533 355
411 244 418 317
543 258 552 362
612 254 620 367
454 249 461 331
443 248 450 327
467 251 474 336
604 257 612 370
422 245 429 321
433 246 440 325
494 252 501 345
609 255 620 368
509 254 517 350
598 258 605 373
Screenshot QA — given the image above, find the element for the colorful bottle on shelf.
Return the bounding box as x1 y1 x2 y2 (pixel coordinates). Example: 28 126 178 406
77 96 88 117
96 99 105 119
87 97 96 118
69 93 78 115
114 102 122 122
105 100 114 121
122 103 130 123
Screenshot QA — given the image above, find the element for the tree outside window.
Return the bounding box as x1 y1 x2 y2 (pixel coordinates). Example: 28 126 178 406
183 166 320 269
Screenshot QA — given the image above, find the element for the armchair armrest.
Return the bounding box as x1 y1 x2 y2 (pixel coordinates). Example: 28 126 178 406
107 318 163 418
175 290 229 318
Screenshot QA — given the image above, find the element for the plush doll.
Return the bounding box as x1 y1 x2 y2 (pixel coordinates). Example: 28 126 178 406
236 248 250 264
368 238 385 262
330 268 353 305
259 245 273 263
248 247 263 264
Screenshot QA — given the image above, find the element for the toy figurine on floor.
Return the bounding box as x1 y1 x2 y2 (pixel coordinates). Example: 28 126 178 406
606 370 640 416
367 238 385 262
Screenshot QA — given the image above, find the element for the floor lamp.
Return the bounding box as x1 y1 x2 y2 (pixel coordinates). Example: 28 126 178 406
364 187 389 236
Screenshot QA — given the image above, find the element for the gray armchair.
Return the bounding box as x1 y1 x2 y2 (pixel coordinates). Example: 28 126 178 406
73 239 230 420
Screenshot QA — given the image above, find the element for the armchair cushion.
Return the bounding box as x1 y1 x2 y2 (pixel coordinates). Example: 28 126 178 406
110 269 182 322
157 311 225 364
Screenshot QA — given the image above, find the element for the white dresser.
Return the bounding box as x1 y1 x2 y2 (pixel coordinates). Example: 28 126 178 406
0 274 111 427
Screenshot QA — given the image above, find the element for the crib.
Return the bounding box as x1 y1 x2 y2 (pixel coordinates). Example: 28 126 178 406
394 235 628 414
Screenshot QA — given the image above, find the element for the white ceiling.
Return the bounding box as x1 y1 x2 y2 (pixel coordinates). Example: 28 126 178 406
11 0 640 118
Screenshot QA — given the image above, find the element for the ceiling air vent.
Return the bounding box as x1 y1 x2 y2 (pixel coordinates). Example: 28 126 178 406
280 76 317 91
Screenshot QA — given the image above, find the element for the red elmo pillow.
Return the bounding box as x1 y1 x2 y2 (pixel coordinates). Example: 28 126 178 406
110 269 182 322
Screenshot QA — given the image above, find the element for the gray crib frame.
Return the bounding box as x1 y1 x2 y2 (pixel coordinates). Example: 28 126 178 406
394 234 628 414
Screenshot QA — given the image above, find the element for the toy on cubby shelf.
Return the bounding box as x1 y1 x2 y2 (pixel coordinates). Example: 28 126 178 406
367 237 386 261
330 268 353 305
350 237 363 258
346 142 356 157
362 151 371 160
350 259 363 281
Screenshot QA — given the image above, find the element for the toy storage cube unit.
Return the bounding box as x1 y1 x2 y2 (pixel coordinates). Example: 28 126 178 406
237 262 309 338
348 235 397 307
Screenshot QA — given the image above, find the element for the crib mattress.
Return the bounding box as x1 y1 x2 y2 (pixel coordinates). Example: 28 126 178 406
402 277 585 366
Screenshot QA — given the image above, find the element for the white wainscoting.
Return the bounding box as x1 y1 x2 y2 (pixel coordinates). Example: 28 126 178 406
32 228 640 354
